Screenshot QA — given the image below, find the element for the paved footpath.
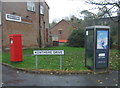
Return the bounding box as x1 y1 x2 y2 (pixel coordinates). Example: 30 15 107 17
2 65 119 86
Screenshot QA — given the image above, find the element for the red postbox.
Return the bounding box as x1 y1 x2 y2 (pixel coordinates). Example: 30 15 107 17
9 34 22 62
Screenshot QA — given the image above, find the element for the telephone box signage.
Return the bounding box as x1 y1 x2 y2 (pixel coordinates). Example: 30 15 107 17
97 30 108 49
96 29 109 68
6 14 21 22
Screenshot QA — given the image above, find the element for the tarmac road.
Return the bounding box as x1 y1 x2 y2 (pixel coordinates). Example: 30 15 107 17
2 65 119 87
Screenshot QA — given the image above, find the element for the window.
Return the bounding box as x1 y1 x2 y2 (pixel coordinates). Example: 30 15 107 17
58 30 62 35
27 0 35 12
40 3 44 15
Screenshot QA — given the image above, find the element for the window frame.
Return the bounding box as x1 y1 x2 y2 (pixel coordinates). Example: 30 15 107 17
58 30 62 35
40 2 44 15
27 0 35 12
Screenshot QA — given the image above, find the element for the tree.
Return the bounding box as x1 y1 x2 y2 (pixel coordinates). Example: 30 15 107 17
49 20 57 28
85 0 119 20
67 29 85 47
80 10 98 26
85 0 120 50
69 15 85 30
81 10 97 18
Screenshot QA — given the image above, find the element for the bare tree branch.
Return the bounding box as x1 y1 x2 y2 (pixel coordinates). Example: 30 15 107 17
85 0 120 22
85 0 120 8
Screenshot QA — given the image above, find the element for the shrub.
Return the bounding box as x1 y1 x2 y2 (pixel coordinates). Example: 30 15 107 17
110 37 113 49
67 29 85 47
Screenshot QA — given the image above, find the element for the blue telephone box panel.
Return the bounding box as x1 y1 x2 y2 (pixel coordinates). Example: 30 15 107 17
95 29 109 68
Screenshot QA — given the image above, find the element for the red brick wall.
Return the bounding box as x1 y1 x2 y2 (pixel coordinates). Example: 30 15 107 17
1 2 49 48
50 20 75 41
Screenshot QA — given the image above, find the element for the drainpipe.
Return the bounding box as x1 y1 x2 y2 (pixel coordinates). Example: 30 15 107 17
38 0 41 48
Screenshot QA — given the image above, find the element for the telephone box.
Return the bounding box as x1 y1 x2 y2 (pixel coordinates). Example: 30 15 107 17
9 34 22 62
85 26 110 72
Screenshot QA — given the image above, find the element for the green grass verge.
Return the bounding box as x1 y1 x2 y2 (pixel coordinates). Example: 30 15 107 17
2 47 120 71
109 49 120 70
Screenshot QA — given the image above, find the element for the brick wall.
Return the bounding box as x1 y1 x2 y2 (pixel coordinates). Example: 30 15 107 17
1 1 49 48
50 20 76 42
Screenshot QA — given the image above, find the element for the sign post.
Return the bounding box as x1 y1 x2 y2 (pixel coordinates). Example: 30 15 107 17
33 50 64 72
35 55 38 72
60 56 62 71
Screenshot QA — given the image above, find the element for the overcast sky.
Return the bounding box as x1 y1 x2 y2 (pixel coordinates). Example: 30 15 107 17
1 0 118 23
45 0 98 23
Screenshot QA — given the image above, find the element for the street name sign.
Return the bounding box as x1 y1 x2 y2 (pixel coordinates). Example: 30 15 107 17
6 14 21 22
33 50 64 72
33 50 64 55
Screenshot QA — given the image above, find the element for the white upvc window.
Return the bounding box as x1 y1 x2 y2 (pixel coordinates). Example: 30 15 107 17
40 3 44 15
27 0 35 12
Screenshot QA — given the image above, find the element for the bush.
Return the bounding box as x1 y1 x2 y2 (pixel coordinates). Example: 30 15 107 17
63 42 68 47
110 37 113 49
67 29 85 47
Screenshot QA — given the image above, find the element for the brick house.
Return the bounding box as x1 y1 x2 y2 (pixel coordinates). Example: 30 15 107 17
50 19 76 46
0 0 50 49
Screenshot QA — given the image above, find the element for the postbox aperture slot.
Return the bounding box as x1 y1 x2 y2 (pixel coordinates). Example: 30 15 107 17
10 38 13 44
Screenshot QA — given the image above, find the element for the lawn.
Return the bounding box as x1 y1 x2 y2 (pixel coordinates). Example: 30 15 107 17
2 47 120 71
